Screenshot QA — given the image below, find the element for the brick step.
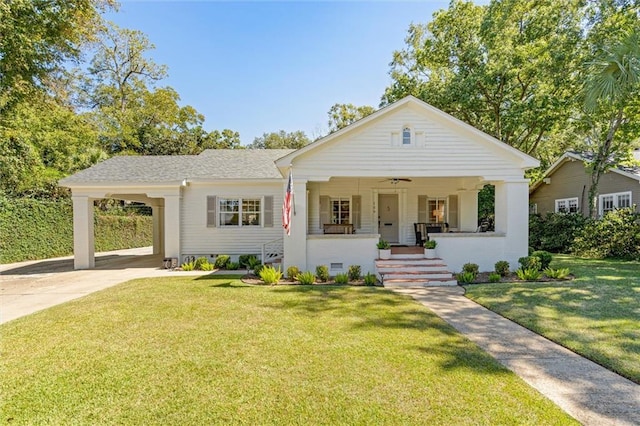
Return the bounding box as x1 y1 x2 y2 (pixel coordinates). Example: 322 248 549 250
376 264 448 273
389 253 425 260
376 258 444 266
382 272 454 280
383 278 458 288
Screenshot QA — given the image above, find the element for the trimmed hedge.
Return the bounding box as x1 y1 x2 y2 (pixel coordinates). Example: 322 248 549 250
0 196 152 263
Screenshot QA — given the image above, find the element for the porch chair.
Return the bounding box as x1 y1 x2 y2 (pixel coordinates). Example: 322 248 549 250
414 223 429 246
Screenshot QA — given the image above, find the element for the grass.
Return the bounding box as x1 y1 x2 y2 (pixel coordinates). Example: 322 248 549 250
1 276 576 425
464 255 640 384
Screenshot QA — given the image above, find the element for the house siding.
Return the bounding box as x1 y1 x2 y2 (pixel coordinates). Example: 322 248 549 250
180 182 284 260
530 159 640 215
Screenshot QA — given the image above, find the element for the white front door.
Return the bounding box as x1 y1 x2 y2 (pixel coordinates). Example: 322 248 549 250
378 194 399 243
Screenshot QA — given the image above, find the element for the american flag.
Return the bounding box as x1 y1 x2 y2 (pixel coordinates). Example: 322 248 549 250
282 168 293 235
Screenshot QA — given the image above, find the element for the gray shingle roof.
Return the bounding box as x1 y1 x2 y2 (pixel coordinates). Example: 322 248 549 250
570 151 640 177
59 149 295 186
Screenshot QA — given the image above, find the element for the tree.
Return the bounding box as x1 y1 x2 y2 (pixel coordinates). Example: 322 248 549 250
249 130 311 149
0 0 116 113
583 30 640 217
327 103 376 133
382 0 585 159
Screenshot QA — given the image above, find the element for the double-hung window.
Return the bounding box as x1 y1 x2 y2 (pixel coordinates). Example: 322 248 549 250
218 197 261 226
428 198 447 223
331 198 350 224
555 197 578 213
599 191 632 216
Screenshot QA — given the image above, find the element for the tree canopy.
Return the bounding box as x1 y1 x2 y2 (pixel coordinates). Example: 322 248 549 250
249 130 311 149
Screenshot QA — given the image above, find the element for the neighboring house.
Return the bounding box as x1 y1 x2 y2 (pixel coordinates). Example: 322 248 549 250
60 96 538 274
529 150 640 217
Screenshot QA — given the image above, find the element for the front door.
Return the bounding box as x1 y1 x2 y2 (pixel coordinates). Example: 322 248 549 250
378 194 399 243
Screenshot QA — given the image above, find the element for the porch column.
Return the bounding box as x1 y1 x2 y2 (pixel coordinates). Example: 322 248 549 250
283 179 308 271
72 195 95 269
163 195 181 260
495 179 530 264
458 190 479 232
152 204 164 255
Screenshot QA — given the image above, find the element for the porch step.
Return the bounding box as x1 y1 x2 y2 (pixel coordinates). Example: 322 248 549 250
376 256 458 288
383 278 459 288
382 271 453 280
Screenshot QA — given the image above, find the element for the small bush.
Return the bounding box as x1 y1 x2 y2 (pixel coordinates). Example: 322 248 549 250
516 267 542 281
200 262 214 271
214 255 230 269
363 272 377 286
316 265 330 282
457 271 476 284
238 254 258 268
181 261 195 271
518 256 541 271
494 260 510 277
253 264 264 276
194 257 210 270
531 250 553 270
462 263 479 276
296 271 316 285
348 265 361 281
488 272 501 283
544 267 570 279
286 266 300 281
259 266 282 285
226 261 240 270
334 273 349 284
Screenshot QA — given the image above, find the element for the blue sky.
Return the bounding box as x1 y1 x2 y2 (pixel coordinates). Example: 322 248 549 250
105 1 455 144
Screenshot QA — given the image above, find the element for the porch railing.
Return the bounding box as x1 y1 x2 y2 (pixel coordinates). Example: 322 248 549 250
261 238 284 265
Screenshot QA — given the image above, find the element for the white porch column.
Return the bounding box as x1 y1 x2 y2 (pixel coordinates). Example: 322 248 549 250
458 190 479 232
72 196 95 269
495 179 530 266
163 195 181 260
152 205 164 255
283 179 308 271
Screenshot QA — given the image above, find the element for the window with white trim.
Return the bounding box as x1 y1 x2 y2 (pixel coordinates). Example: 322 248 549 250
428 198 447 223
599 191 632 216
555 197 578 213
331 198 350 224
219 197 262 226
402 127 412 145
529 203 538 214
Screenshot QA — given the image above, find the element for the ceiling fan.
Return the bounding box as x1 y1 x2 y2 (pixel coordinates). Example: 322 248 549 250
380 178 412 184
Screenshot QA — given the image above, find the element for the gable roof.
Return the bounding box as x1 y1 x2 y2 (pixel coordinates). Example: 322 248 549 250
60 149 294 187
529 151 640 193
275 95 539 170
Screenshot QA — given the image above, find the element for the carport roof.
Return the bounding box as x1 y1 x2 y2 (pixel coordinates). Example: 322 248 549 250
59 149 295 186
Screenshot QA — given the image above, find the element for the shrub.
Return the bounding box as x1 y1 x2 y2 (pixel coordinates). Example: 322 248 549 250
376 238 390 249
531 250 553 270
214 255 230 269
457 271 476 284
572 208 640 260
259 266 282 285
286 266 300 281
226 262 240 270
544 267 570 279
253 264 264 276
516 267 542 281
348 265 361 281
334 273 349 284
181 261 195 271
494 260 510 277
200 262 214 271
529 212 587 253
462 263 479 276
363 272 377 286
194 257 210 270
238 254 259 268
296 271 316 285
316 265 330 282
488 272 501 283
518 256 541 271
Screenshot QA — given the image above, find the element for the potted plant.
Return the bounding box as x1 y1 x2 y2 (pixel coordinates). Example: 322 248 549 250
377 238 391 260
424 240 437 258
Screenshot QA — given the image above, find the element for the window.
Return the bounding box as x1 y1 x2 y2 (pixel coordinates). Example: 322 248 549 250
599 191 632 216
331 198 350 224
428 198 447 223
529 203 538 214
219 197 261 226
555 197 578 213
402 127 412 145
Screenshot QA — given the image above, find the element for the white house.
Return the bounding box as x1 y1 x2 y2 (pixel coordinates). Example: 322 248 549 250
60 96 538 278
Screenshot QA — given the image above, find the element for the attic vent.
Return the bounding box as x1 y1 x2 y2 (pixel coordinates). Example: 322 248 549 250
330 263 343 270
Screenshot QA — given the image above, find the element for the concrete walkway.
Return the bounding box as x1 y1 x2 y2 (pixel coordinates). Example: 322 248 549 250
0 247 222 324
394 287 640 426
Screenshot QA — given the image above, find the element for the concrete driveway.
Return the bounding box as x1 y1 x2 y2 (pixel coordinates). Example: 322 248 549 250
0 247 212 324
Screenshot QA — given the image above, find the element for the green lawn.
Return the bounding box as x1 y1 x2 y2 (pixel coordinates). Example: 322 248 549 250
1 276 576 425
465 255 640 384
